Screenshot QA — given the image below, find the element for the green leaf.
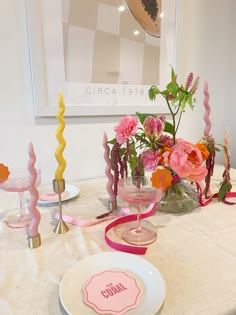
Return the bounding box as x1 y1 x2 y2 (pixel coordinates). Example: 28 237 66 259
161 90 169 97
136 112 156 124
129 155 138 173
171 66 176 81
187 94 193 110
107 138 116 145
164 121 175 135
119 147 126 157
218 181 230 201
166 81 178 96
129 142 137 156
148 86 161 101
215 147 221 152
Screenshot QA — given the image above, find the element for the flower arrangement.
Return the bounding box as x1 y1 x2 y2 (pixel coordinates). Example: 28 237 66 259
106 67 231 212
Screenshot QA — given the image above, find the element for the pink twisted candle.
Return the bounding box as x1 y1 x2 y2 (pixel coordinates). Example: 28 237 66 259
103 132 115 202
27 142 41 238
203 81 212 137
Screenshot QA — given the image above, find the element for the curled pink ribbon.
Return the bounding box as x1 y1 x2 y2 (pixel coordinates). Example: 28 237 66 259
104 203 157 255
196 182 236 206
55 203 157 255
54 207 130 227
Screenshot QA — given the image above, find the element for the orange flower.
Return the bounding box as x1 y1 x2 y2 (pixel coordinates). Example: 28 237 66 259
163 146 171 153
159 147 171 165
0 163 10 182
195 143 209 161
151 168 173 191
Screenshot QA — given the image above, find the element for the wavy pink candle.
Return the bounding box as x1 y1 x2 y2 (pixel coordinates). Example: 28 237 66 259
28 142 41 238
203 81 212 136
103 132 115 202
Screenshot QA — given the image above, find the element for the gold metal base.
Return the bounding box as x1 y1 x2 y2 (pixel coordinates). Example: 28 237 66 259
54 219 69 234
53 179 65 193
53 178 69 234
28 234 41 249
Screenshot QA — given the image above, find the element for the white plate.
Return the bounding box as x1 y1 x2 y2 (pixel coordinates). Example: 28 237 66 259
36 184 80 206
59 252 166 315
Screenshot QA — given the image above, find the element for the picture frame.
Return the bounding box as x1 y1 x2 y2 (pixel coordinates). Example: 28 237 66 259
25 0 177 117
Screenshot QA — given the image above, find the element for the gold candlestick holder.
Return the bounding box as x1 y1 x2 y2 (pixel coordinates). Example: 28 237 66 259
28 234 41 249
53 179 69 234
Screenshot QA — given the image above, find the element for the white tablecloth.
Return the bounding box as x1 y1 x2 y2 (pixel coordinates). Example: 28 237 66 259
0 165 235 315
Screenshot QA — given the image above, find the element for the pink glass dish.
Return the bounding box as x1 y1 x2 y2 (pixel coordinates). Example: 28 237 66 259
118 176 163 246
0 168 41 228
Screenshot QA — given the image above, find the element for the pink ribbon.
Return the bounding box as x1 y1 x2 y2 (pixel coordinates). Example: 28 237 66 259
196 182 236 206
55 203 157 255
104 203 157 255
54 207 131 227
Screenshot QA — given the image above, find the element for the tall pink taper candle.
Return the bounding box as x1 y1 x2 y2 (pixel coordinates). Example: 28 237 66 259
27 142 41 240
203 81 212 137
103 132 115 203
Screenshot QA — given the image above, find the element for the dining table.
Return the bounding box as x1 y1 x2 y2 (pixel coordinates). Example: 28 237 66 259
0 164 235 315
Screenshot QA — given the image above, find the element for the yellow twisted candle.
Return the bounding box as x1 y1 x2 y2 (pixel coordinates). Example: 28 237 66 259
55 93 66 181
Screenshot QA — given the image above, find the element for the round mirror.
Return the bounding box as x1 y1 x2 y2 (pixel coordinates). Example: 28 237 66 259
125 0 162 37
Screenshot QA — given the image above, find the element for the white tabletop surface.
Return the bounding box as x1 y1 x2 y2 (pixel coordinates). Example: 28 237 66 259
0 165 235 315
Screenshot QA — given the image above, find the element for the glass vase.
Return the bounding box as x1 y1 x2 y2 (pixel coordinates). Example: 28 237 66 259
157 180 199 214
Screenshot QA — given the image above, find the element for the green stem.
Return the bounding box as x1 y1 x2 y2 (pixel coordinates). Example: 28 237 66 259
175 111 183 135
166 98 176 144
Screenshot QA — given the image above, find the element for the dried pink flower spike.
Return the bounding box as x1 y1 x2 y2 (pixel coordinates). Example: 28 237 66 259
190 76 200 95
204 136 215 198
185 72 193 90
111 140 120 198
123 139 130 177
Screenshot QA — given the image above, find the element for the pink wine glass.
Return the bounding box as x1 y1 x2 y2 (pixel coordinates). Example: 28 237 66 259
0 168 41 228
118 176 163 246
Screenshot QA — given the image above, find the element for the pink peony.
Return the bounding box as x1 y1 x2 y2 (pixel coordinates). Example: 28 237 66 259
141 150 161 171
167 140 208 182
114 115 138 144
143 116 164 140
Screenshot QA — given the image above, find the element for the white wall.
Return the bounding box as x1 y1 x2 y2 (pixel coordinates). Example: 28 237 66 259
175 0 236 166
0 0 235 185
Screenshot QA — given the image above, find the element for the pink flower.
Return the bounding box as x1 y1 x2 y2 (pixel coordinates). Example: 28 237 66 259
159 115 166 123
114 115 138 144
141 150 161 171
159 134 174 147
190 76 200 95
185 72 193 90
143 116 164 140
167 140 208 182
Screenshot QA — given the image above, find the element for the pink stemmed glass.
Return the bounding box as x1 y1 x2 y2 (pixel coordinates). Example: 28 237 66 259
0 168 41 228
118 176 163 246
